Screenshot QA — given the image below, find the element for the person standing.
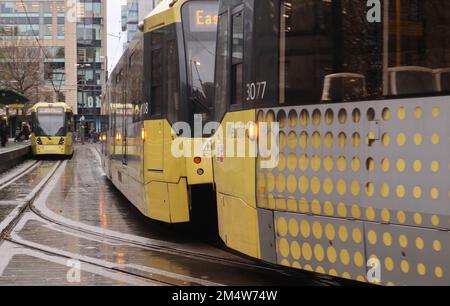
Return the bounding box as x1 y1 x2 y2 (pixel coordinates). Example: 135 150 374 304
0 118 8 148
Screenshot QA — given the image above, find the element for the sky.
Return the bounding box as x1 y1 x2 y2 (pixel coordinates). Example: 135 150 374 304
107 0 127 75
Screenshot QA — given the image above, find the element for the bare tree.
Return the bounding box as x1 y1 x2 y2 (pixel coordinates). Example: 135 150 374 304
0 37 44 103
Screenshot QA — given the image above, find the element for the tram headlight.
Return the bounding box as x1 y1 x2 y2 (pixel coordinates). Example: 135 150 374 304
247 121 259 141
141 128 146 141
59 137 65 145
37 137 42 145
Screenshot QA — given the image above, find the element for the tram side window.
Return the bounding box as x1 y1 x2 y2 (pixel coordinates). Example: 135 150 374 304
279 0 450 105
387 0 450 95
231 11 244 105
128 45 144 123
214 12 229 119
66 113 73 132
150 33 163 116
167 39 180 123
279 0 382 105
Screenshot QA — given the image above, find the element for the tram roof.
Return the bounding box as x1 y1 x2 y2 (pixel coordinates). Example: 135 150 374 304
143 0 187 32
30 102 73 112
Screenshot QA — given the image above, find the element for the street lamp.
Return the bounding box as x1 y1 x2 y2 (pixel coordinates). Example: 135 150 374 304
76 63 91 144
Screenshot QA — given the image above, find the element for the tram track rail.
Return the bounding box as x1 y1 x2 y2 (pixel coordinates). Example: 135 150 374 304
0 160 41 191
0 160 60 236
0 160 177 286
0 158 341 286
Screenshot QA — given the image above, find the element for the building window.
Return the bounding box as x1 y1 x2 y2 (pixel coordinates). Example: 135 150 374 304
44 62 65 86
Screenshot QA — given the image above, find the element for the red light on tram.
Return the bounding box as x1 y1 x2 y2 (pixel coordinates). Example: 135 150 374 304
194 157 202 164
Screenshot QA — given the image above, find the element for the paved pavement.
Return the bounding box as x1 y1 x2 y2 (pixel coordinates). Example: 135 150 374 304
0 145 320 286
0 139 30 155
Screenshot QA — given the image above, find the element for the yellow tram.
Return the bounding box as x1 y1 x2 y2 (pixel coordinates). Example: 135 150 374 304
212 0 450 286
101 0 218 223
30 102 74 156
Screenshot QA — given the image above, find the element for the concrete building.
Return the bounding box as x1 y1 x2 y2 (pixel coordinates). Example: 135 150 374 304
0 0 107 130
0 0 77 110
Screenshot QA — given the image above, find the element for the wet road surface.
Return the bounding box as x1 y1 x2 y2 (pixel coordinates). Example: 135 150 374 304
0 145 326 286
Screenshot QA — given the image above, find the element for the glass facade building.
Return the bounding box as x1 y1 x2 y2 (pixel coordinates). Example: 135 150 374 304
77 0 106 130
121 0 161 49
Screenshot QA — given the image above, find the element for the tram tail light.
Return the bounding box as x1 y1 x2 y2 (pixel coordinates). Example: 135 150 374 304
116 133 122 141
59 138 65 145
37 137 42 145
194 157 202 164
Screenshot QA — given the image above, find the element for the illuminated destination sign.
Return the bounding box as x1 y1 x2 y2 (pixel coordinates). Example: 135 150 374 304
188 2 218 32
37 107 64 114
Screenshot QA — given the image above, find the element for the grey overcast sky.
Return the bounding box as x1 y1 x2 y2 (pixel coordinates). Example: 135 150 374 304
107 0 127 75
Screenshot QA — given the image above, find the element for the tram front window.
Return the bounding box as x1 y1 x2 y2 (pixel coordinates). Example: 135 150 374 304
34 108 66 137
182 0 218 116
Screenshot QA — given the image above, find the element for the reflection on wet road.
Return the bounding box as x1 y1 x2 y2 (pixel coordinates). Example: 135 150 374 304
0 146 321 286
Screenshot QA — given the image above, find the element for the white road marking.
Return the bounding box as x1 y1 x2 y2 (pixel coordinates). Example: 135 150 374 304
33 159 192 251
10 232 222 286
0 241 162 286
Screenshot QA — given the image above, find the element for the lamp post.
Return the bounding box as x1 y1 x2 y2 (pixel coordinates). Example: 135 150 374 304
76 63 91 144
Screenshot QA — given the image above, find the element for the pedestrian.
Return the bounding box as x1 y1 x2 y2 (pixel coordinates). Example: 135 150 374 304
14 122 31 142
0 117 8 148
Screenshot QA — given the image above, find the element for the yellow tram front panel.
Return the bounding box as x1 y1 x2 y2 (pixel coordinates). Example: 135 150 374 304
32 136 73 155
213 110 260 259
142 119 189 223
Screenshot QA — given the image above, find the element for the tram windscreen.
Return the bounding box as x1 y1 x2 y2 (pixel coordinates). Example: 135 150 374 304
182 0 218 115
34 107 66 137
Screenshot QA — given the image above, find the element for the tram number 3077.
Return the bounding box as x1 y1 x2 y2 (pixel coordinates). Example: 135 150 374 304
246 81 267 102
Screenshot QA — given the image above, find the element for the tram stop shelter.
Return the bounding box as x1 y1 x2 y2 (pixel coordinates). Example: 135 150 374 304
0 89 30 138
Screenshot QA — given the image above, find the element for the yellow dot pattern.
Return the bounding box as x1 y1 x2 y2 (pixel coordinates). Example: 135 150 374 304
257 105 449 231
257 103 450 285
365 224 448 285
275 214 367 283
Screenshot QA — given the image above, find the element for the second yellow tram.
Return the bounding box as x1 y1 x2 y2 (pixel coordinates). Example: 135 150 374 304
101 0 219 223
30 102 74 156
